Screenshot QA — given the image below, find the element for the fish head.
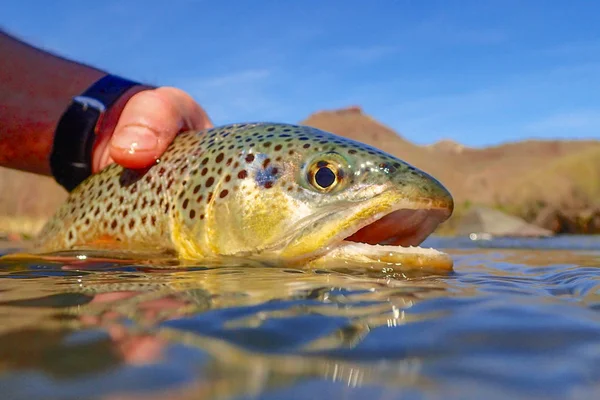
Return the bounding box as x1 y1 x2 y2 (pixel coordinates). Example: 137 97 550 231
178 123 453 271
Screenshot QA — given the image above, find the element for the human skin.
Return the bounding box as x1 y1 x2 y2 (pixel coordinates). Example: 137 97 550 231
0 31 212 177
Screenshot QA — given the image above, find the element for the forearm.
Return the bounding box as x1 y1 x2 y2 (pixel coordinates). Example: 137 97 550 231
0 31 105 175
0 31 212 184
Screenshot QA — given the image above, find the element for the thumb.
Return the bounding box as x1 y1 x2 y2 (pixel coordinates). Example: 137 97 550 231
104 87 212 171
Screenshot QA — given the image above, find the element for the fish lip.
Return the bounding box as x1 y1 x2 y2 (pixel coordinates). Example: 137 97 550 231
279 190 453 263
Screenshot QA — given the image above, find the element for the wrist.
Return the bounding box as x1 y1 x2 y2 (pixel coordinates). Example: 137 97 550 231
50 75 151 191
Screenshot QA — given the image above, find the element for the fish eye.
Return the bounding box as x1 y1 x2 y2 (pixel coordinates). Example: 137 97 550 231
315 166 336 188
308 160 342 192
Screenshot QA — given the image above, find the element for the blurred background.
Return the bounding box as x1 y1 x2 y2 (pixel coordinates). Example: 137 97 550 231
1 0 599 238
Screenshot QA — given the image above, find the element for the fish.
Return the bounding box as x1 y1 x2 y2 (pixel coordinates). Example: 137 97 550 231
34 123 454 271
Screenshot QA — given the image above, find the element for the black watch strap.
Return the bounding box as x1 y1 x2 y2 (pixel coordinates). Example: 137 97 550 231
50 75 141 192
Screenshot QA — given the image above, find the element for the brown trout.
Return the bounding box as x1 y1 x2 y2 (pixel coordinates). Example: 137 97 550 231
35 123 454 270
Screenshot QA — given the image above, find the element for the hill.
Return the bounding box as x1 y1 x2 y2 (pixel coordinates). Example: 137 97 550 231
0 168 66 217
500 146 600 211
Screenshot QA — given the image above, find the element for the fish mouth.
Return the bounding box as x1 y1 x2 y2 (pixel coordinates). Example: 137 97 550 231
314 205 454 271
280 188 454 271
344 207 450 248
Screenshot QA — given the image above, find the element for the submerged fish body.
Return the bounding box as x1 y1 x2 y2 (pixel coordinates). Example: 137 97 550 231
37 123 454 270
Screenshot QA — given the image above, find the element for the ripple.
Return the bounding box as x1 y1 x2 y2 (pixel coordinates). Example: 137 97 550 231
0 238 600 399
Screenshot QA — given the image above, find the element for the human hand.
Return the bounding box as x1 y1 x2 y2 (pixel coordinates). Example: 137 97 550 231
92 86 213 173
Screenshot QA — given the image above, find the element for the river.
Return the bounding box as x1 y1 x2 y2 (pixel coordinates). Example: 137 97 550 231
0 235 599 400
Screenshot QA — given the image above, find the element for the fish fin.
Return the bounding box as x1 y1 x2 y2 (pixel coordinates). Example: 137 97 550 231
1 235 179 265
83 235 125 249
8 249 179 265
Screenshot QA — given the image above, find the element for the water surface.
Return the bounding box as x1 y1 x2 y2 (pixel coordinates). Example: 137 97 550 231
0 236 599 400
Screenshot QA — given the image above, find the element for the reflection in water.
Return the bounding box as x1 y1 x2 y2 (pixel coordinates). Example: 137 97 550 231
0 238 599 400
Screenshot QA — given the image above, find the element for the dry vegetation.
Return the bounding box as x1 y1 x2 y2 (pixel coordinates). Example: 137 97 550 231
1 106 599 236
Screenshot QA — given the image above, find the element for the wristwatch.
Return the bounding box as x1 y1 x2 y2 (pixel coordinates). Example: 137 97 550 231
50 74 142 192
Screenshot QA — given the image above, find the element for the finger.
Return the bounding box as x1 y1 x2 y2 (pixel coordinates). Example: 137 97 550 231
92 85 151 173
108 89 182 170
108 88 212 170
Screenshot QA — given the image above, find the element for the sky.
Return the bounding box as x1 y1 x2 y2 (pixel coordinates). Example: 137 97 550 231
1 0 599 147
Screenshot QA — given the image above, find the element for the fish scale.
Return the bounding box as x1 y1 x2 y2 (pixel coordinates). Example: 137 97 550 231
36 123 453 268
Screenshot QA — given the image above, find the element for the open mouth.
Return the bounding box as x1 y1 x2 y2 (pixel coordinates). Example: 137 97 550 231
305 205 454 271
280 187 454 271
343 208 450 248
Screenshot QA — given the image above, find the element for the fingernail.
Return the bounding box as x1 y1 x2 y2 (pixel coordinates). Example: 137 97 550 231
112 126 158 154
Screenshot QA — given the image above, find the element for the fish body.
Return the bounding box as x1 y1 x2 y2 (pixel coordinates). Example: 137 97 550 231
36 123 454 270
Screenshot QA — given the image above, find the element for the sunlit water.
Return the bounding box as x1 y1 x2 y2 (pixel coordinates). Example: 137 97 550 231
0 236 599 400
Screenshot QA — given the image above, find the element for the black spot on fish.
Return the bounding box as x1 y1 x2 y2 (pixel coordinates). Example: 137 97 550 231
119 168 149 187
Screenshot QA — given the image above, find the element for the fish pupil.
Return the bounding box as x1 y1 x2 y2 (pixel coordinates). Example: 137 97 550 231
315 166 336 188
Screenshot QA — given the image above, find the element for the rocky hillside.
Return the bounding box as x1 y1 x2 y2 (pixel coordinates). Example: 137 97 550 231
1 106 599 235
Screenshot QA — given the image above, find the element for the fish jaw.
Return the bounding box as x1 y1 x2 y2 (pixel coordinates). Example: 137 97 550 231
274 187 454 270
307 242 453 272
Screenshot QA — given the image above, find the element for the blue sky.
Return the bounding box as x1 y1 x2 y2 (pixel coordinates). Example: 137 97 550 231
2 0 599 147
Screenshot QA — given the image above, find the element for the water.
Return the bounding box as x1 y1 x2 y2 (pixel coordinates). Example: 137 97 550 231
0 236 599 400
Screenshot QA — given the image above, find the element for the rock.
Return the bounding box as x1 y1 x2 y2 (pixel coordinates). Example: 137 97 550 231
428 139 468 153
534 206 600 234
456 206 554 237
